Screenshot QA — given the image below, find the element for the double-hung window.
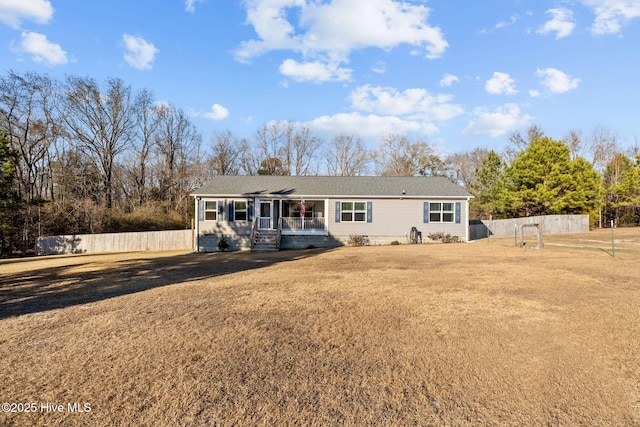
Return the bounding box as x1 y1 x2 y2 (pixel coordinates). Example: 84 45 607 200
204 201 218 221
341 201 367 222
429 202 454 223
234 201 247 221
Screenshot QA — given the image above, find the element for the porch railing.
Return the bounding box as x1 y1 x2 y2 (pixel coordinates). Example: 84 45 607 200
281 217 326 231
258 217 271 229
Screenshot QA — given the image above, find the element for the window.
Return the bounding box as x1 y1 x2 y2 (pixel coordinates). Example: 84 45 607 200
204 201 217 221
341 201 367 222
429 202 454 223
234 201 247 221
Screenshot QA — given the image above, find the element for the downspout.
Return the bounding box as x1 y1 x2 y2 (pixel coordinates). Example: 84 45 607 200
195 197 201 252
465 197 471 243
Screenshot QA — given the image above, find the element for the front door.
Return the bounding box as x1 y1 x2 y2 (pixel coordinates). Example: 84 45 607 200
258 200 272 229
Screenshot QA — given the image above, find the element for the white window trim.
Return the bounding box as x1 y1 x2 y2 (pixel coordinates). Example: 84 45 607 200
234 200 248 221
341 201 367 222
204 200 218 221
429 202 455 223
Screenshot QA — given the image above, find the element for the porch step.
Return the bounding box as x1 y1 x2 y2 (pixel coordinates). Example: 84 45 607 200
251 230 280 251
252 244 278 251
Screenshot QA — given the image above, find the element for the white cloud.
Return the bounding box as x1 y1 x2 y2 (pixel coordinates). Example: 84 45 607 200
0 0 53 28
122 34 158 70
536 68 580 93
537 8 577 39
440 73 459 87
349 85 463 122
581 0 640 34
279 58 352 82
371 61 386 74
300 0 448 58
155 100 172 110
480 13 520 34
14 31 67 66
485 72 518 95
234 0 448 82
185 0 204 13
463 104 533 138
203 104 229 121
495 14 520 29
306 112 438 140
305 84 463 141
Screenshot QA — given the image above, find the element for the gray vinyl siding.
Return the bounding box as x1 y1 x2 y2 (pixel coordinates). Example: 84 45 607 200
328 198 468 243
197 197 253 251
196 195 469 251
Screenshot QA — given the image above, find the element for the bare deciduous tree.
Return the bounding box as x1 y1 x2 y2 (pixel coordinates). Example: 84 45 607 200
326 133 370 176
289 125 321 176
255 121 289 175
504 125 545 164
238 138 260 176
0 71 61 201
374 133 438 176
63 76 136 209
47 147 103 233
127 89 159 207
625 136 640 160
445 147 490 190
154 103 202 212
0 71 63 254
563 129 584 160
208 130 242 175
252 121 323 176
588 125 617 173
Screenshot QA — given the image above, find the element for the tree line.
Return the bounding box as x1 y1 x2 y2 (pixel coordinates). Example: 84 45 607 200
0 70 637 256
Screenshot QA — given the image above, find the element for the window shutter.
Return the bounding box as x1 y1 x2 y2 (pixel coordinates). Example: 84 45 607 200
335 201 341 223
248 199 254 221
423 202 429 223
198 199 204 222
455 202 461 224
366 201 372 223
229 200 235 222
218 200 224 221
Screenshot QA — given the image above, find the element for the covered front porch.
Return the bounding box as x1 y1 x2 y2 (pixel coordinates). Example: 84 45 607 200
255 199 328 235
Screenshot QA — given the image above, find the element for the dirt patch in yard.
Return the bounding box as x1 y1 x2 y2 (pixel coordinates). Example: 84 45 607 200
1 231 640 426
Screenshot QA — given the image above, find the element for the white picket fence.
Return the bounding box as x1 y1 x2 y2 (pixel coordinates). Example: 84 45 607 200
36 229 193 255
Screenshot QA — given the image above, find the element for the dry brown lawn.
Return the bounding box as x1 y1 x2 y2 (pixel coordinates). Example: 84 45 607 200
1 229 640 426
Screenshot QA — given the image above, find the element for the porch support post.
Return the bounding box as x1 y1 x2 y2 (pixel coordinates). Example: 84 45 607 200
325 199 330 233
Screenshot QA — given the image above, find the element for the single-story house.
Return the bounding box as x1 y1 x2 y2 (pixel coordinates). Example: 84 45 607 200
191 175 473 251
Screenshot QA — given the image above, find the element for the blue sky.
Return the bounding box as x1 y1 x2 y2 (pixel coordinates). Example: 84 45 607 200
1 0 639 154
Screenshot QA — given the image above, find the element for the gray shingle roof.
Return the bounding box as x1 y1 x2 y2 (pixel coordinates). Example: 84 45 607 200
192 176 471 198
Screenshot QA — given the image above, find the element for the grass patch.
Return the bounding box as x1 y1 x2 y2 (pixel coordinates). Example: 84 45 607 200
1 232 640 425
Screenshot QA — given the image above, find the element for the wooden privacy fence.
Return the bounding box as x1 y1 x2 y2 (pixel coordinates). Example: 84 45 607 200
36 229 193 255
469 215 590 241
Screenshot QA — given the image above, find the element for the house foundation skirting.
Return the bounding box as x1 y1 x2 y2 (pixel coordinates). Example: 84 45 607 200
198 234 252 252
198 232 464 252
279 235 340 249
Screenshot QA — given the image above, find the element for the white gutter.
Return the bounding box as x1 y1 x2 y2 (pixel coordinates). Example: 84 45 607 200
191 193 470 200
